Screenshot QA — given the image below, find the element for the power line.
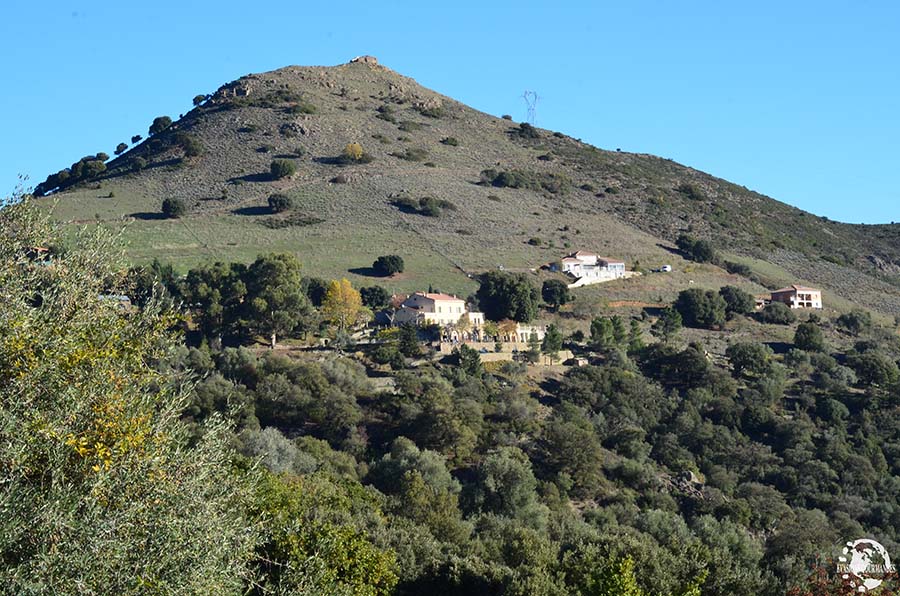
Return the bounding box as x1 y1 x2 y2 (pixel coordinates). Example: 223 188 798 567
522 91 539 125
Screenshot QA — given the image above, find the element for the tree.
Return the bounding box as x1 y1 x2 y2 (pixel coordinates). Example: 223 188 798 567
542 279 571 311
131 134 143 144
161 197 187 218
542 324 563 364
114 142 128 156
322 278 365 332
193 94 208 106
397 323 421 358
757 302 796 325
628 319 644 352
267 193 293 213
476 271 540 322
270 159 296 179
457 344 484 377
0 198 256 592
674 288 727 329
373 254 404 276
836 309 872 335
467 447 546 527
360 285 391 309
591 317 616 349
794 321 825 352
526 333 541 363
725 342 774 378
338 142 373 164
243 253 312 348
719 285 756 318
651 307 682 344
676 234 716 263
847 350 900 387
149 115 173 135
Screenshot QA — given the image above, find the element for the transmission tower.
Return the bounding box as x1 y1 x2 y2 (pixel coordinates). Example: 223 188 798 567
522 91 539 125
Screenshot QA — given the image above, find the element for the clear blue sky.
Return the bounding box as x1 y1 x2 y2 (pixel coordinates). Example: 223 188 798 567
2 1 898 223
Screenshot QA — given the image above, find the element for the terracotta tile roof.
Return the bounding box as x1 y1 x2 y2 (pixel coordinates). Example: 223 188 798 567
568 250 598 259
772 285 820 294
596 257 625 265
413 291 463 302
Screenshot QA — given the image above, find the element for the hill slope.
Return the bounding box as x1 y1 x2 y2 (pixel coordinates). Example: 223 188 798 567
38 58 900 315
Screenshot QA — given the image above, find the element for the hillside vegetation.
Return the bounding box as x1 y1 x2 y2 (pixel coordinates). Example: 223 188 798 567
37 59 900 317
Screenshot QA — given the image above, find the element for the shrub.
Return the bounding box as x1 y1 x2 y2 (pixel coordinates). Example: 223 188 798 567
131 157 147 172
479 168 571 195
193 94 207 106
161 197 187 218
794 321 825 352
676 234 716 263
757 302 796 325
513 122 540 139
501 114 512 120
675 182 705 201
131 135 143 144
373 255 404 276
527 238 542 246
149 115 173 136
726 342 774 378
719 285 756 317
270 159 296 179
836 309 872 335
173 132 204 157
725 261 753 277
397 121 423 132
114 143 128 156
267 194 293 213
375 105 396 123
416 105 444 118
395 147 427 162
441 137 459 146
542 279 570 310
285 101 316 115
674 288 727 329
337 143 374 165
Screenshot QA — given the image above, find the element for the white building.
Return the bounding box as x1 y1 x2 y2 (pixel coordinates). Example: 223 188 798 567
559 250 626 287
393 292 485 328
770 285 823 309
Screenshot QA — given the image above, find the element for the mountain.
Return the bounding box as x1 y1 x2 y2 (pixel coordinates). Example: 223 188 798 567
38 57 900 316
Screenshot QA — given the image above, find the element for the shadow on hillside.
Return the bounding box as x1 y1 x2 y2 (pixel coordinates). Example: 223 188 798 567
232 206 272 216
130 212 168 220
348 266 382 278
764 341 793 355
656 243 683 257
642 306 667 318
313 156 347 166
228 172 273 184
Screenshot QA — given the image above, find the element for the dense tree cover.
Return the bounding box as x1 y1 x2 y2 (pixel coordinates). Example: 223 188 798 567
476 271 540 322
542 279 571 311
719 285 756 318
757 302 797 325
149 115 173 135
10 198 900 595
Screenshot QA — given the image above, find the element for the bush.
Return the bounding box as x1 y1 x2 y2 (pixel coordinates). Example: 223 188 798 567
501 114 512 120
131 157 147 172
675 182 705 201
674 288 727 329
114 143 128 156
161 198 187 218
131 135 143 144
395 147 427 162
397 121 423 132
836 309 872 335
336 143 374 165
757 302 796 325
542 279 570 310
479 168 571 195
373 255 404 276
270 159 296 179
360 286 391 309
375 105 396 123
267 194 293 213
149 115 173 136
513 122 540 139
719 285 756 317
476 271 540 322
416 105 444 118
794 321 825 352
676 234 716 263
725 261 753 277
173 132 204 157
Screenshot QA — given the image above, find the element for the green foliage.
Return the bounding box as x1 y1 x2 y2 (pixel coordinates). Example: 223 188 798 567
270 159 297 179
726 342 774 378
373 254 404 276
676 234 716 263
674 288 727 329
161 197 187 218
242 253 313 347
757 302 796 325
149 115 173 136
794 321 825 352
541 324 563 361
476 271 540 322
0 199 257 592
394 147 428 162
480 168 571 195
114 142 128 156
511 122 541 139
719 285 756 317
541 279 571 310
393 196 456 217
360 285 391 309
441 136 459 146
173 131 204 157
650 307 682 343
836 309 872 335
457 344 484 377
724 261 752 277
267 193 293 213
675 182 705 201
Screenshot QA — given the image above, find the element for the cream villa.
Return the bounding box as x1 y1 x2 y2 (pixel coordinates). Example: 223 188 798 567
393 292 485 328
770 285 823 309
559 250 626 287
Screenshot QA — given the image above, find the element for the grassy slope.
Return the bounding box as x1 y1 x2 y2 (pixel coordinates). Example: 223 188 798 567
42 61 900 315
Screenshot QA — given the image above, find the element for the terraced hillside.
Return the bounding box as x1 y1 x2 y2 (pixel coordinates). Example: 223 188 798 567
37 58 900 315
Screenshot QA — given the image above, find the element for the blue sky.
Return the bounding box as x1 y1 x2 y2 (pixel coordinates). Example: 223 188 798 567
2 1 898 223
